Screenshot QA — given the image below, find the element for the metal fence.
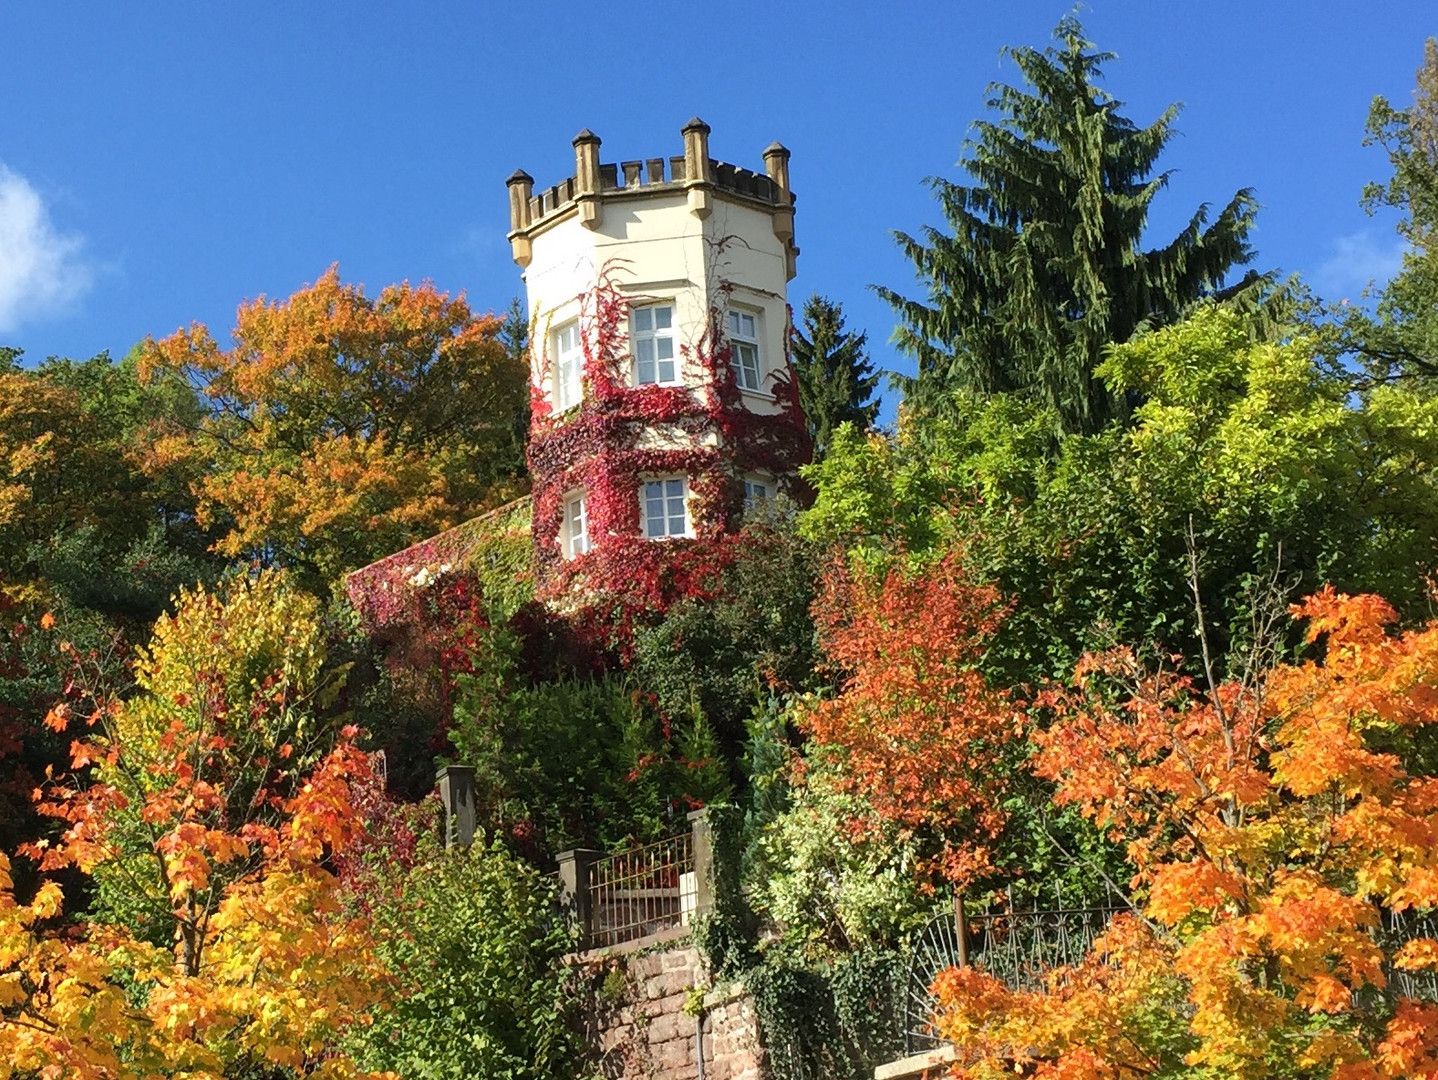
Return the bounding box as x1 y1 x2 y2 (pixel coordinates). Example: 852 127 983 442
901 890 1438 1056
586 830 696 949
902 890 1131 1054
554 810 712 951
1382 907 1438 1002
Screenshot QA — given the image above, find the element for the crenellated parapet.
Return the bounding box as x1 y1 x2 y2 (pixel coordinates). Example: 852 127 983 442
506 119 797 279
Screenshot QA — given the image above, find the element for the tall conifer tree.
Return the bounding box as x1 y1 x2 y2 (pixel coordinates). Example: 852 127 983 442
879 16 1265 434
790 295 880 457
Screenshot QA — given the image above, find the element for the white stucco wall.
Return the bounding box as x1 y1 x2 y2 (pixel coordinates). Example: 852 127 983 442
521 186 792 416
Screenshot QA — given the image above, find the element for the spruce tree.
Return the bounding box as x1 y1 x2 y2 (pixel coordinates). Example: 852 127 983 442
499 295 532 476
790 295 880 457
878 16 1265 434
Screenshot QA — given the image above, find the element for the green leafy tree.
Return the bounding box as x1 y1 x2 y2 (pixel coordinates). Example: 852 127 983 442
0 362 149 579
878 16 1265 433
0 349 213 622
790 296 880 457
631 514 823 770
1327 37 1438 383
347 837 579 1080
449 623 728 854
748 765 929 958
500 295 534 463
803 307 1438 684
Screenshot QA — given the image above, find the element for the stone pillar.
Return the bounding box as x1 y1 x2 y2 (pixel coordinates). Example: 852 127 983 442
688 809 714 918
506 169 535 268
573 129 604 230
682 117 713 219
435 765 476 850
557 848 602 950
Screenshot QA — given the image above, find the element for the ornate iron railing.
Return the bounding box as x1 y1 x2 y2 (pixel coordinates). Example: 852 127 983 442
902 891 1438 1056
903 889 1132 1055
553 810 712 951
1381 907 1438 1002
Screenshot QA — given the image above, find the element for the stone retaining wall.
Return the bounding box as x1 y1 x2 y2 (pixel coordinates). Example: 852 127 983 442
575 939 766 1080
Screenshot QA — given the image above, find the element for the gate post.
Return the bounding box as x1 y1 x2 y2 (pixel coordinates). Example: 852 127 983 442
557 849 601 950
688 809 715 918
435 765 475 849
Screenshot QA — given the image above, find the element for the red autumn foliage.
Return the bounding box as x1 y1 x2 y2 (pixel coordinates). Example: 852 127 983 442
527 264 811 651
802 551 1021 885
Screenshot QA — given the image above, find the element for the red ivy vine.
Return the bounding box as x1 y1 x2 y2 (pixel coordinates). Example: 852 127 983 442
527 262 811 650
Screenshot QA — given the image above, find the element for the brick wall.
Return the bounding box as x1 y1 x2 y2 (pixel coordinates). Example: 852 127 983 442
575 940 766 1080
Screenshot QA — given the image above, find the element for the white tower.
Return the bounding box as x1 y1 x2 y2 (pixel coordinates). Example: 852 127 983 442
507 121 808 590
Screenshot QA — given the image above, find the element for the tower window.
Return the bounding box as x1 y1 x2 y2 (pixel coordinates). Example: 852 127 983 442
563 490 589 558
728 309 762 391
632 304 678 385
553 321 582 411
640 477 690 539
743 475 772 507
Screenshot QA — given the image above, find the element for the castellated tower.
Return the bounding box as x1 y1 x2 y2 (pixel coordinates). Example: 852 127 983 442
507 120 810 592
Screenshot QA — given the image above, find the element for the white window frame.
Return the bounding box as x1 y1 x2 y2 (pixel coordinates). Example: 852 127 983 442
563 490 589 559
639 476 691 540
742 474 772 509
553 321 583 411
631 303 679 386
727 308 762 392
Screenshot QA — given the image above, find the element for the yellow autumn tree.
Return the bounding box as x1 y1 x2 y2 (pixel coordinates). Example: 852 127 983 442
4 571 393 1079
139 266 529 587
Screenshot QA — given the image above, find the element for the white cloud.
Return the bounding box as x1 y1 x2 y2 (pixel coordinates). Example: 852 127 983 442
1312 231 1406 300
0 163 93 334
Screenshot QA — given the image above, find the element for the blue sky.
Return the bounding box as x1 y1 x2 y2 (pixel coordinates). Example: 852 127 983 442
2 1 1432 399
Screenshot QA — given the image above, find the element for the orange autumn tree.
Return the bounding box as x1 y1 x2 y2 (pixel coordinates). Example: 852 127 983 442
802 551 1021 884
3 570 392 1079
932 588 1438 1080
138 266 529 587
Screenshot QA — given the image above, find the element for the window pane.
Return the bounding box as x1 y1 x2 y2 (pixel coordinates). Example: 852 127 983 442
633 308 651 331
654 306 672 329
656 338 674 360
733 342 757 389
658 358 675 383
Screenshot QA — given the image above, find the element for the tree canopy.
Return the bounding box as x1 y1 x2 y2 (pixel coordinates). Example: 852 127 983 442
8 571 391 1079
138 266 530 588
802 307 1438 685
1324 38 1438 386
